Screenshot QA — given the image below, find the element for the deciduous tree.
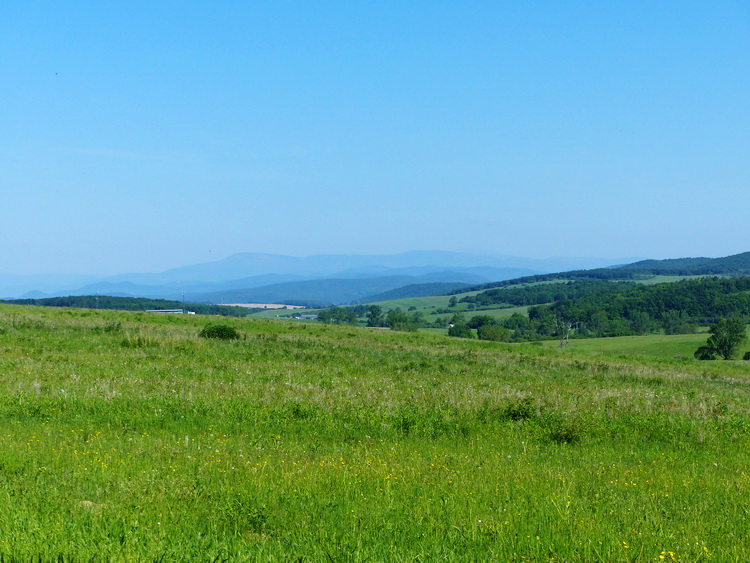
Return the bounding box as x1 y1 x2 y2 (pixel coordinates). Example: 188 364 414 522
695 317 747 360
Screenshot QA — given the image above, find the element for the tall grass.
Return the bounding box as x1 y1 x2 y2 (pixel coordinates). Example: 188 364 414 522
0 304 748 560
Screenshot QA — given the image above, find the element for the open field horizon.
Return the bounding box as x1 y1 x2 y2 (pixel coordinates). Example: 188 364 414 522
1 303 748 559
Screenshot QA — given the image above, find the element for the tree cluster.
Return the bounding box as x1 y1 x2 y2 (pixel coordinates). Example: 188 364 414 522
694 317 747 360
385 308 425 332
317 306 358 325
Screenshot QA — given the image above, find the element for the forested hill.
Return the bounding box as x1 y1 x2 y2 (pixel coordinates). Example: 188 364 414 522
461 276 750 340
455 251 750 294
621 252 750 275
528 276 750 338
460 279 636 307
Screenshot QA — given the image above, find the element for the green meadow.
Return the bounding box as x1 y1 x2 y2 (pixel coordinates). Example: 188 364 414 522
1 304 749 560
540 333 712 361
364 291 486 311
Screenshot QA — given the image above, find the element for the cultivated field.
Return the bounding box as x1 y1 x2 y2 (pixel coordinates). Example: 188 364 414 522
1 304 748 560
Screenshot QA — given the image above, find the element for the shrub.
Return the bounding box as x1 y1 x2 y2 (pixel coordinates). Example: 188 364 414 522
198 324 240 340
504 396 536 421
477 324 511 342
448 323 474 339
694 345 717 361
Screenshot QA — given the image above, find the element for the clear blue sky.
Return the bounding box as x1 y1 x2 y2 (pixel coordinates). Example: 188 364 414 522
2 1 749 275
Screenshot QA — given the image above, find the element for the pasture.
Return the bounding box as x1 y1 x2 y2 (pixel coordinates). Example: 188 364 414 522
364 290 486 311
0 304 748 560
541 333 712 361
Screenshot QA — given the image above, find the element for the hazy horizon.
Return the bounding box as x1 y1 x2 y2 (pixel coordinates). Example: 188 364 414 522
1 248 649 278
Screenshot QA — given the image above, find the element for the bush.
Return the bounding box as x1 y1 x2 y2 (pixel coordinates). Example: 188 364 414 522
448 323 474 339
198 324 241 340
477 324 511 342
694 345 717 361
504 396 536 421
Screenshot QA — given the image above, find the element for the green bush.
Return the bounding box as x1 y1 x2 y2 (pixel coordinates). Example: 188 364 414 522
694 345 717 360
198 324 240 340
448 323 474 339
477 324 511 342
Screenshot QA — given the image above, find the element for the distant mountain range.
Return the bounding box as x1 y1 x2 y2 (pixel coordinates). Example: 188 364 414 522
0 251 641 305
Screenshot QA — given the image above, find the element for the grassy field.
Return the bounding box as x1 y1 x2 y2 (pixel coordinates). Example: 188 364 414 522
1 304 749 560
541 333 713 361
634 275 716 285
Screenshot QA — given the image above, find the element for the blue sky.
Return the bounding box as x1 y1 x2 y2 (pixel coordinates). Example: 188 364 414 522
2 1 749 274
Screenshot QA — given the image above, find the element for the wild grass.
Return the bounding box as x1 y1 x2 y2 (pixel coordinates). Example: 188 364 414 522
0 304 749 560
544 333 714 361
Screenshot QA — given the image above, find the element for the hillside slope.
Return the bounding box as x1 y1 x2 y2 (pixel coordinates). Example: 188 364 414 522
458 251 750 294
621 252 750 275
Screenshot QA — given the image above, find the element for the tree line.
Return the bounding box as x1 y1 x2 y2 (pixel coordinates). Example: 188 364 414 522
3 296 254 317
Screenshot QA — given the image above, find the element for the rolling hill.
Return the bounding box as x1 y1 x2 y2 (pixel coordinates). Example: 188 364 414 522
457 251 750 294
619 252 750 275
